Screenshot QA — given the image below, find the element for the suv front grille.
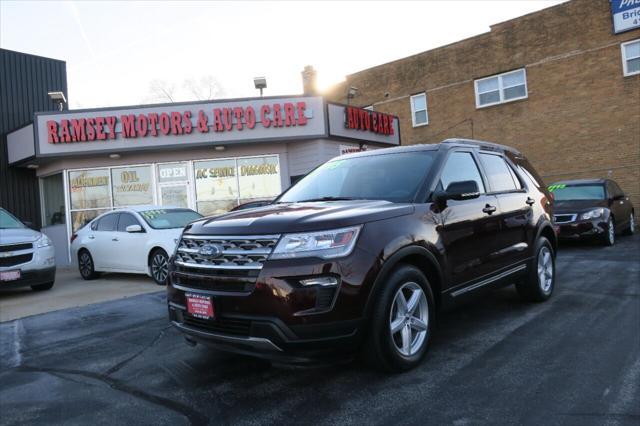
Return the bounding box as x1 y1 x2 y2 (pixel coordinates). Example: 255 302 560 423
175 235 280 271
0 243 33 253
0 253 33 267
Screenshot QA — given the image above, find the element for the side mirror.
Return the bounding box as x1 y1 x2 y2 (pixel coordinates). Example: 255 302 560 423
443 180 481 201
126 224 143 233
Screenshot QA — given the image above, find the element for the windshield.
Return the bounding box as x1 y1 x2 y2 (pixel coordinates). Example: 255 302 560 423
138 209 202 229
277 151 436 204
549 184 605 201
0 209 26 229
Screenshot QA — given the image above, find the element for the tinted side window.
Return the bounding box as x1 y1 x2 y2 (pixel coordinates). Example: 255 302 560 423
480 153 518 192
438 152 485 193
96 213 119 231
117 213 141 232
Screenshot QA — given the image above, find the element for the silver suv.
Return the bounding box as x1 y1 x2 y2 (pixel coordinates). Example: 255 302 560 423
0 208 56 291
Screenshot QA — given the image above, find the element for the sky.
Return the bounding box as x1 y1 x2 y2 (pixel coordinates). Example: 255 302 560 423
1 0 565 109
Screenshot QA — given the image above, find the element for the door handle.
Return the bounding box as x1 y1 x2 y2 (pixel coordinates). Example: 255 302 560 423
482 204 497 215
526 197 535 206
88 235 95 240
112 238 119 242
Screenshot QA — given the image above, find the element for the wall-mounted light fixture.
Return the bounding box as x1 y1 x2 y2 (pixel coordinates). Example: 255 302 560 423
347 86 358 105
109 153 121 159
47 91 67 111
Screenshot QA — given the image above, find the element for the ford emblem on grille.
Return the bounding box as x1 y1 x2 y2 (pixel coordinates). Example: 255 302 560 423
198 244 222 258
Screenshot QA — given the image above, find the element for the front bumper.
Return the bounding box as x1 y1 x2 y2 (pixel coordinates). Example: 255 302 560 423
167 247 375 361
0 245 56 290
557 219 607 239
0 267 56 290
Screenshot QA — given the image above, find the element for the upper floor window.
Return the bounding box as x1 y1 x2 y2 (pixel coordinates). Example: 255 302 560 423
621 39 640 77
410 93 428 127
475 69 528 108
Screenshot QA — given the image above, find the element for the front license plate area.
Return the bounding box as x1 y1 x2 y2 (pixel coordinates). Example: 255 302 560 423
0 270 21 281
186 293 214 320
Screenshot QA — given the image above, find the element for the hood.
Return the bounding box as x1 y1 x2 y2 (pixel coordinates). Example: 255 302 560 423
0 227 43 245
186 200 415 235
554 199 608 214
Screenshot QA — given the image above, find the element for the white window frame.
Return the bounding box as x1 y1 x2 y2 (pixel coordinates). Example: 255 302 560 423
410 93 429 127
621 39 640 77
474 68 528 109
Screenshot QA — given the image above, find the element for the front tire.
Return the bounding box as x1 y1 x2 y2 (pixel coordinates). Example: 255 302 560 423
516 237 555 303
31 281 54 291
78 249 100 280
150 249 169 286
603 217 615 246
364 264 435 373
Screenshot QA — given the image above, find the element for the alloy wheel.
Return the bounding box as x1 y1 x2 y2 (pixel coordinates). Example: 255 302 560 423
151 253 168 284
537 246 553 293
389 282 429 357
608 219 615 245
79 252 92 278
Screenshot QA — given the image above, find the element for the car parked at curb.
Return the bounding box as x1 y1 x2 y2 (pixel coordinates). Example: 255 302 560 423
549 178 635 246
167 139 557 372
71 206 202 285
0 208 56 291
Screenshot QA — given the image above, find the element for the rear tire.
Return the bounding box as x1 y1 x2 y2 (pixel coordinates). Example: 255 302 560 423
363 264 435 373
516 237 555 303
78 249 100 280
31 281 54 291
150 249 169 286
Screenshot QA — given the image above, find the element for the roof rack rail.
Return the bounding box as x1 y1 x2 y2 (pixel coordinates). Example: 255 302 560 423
441 138 522 155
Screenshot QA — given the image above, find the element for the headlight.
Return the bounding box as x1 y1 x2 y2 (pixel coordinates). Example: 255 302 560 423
35 235 52 248
270 226 362 260
580 208 604 220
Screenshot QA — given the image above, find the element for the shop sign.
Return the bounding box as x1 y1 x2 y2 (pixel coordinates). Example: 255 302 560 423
34 97 326 158
344 106 395 136
45 101 309 144
326 103 399 146
611 0 640 33
340 144 367 155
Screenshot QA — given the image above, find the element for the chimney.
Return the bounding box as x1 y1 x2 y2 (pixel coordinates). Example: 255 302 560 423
301 65 318 95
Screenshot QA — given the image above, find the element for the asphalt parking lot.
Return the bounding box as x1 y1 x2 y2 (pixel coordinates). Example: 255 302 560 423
1 235 638 426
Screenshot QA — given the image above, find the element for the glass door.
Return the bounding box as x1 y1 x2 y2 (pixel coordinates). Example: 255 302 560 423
156 162 191 208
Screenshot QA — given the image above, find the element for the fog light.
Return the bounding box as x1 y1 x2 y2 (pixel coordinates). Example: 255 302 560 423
299 277 338 287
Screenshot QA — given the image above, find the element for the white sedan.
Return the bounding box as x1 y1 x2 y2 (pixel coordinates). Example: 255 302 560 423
70 206 202 285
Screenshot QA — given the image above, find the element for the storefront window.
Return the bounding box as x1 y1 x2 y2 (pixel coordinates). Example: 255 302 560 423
160 185 189 208
41 173 65 226
238 156 280 201
69 169 111 210
194 159 238 215
158 163 189 183
111 165 154 207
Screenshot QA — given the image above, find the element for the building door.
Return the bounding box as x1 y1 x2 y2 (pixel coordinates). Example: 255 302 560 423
156 162 191 209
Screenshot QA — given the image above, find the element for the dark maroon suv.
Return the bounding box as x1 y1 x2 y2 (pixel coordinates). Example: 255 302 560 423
167 139 557 372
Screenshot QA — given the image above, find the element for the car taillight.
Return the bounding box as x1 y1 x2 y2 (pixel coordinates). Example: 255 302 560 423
70 233 78 244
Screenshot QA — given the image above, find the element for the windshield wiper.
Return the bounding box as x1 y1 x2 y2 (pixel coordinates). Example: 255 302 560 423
296 196 359 202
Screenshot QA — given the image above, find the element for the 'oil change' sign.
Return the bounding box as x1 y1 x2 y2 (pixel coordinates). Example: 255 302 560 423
611 0 640 34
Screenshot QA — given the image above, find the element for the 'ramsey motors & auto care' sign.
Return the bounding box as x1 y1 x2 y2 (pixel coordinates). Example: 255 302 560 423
35 97 325 156
611 0 640 33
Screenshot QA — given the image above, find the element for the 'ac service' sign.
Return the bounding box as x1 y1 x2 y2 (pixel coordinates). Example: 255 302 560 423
36 97 325 156
611 0 640 33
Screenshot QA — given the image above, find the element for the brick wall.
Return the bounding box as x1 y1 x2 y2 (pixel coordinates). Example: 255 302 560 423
324 0 640 214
